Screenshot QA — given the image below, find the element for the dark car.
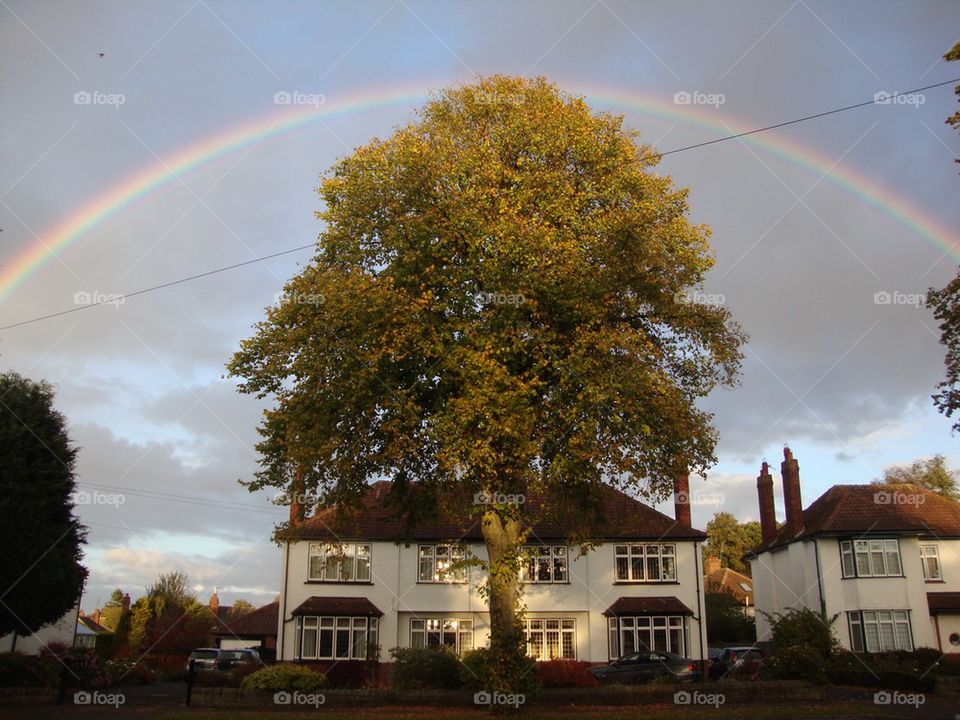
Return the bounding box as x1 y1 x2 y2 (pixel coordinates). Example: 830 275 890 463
590 651 697 684
709 646 764 680
215 648 263 671
185 648 220 673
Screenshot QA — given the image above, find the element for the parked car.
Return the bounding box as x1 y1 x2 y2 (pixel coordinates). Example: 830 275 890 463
709 646 765 680
590 651 697 684
215 648 263 671
185 648 220 674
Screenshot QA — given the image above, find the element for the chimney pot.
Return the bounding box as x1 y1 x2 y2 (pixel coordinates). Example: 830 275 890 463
782 446 803 535
757 461 777 544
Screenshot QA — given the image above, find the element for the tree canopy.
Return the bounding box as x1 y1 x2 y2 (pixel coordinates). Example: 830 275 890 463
872 454 960 499
704 511 762 575
0 371 87 637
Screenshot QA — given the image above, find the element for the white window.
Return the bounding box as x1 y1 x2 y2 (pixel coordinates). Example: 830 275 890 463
614 544 676 582
921 544 942 580
847 610 912 652
296 616 378 660
525 618 576 660
410 618 473 654
839 539 902 578
418 544 467 583
609 615 685 659
521 546 568 583
308 543 371 581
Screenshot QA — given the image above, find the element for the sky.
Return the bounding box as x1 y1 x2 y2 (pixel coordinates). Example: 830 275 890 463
1 0 959 611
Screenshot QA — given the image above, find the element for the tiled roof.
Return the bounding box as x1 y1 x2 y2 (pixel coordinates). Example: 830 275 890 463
212 602 279 638
704 567 753 604
603 596 693 616
287 480 705 542
289 596 384 617
77 615 112 634
748 484 960 556
927 592 960 614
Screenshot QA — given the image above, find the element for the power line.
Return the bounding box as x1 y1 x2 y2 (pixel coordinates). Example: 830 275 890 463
2 78 958 333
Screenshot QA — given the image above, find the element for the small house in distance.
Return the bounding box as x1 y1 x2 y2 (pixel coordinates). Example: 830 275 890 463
704 556 754 617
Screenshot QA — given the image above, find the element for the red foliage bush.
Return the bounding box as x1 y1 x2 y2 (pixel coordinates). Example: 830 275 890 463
534 660 599 688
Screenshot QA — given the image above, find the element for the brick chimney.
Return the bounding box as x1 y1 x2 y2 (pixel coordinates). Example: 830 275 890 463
209 591 219 614
704 555 722 574
289 469 304 526
674 469 691 528
122 593 131 612
757 461 777 544
781 446 803 535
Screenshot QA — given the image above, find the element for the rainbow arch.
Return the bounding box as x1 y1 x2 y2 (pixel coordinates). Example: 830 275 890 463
1 80 957 302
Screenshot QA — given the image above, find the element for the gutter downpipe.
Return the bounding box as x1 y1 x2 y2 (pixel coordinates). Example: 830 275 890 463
279 539 291 661
812 539 826 616
695 540 707 680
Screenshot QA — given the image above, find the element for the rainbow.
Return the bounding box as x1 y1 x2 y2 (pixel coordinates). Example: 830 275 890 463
2 79 957 301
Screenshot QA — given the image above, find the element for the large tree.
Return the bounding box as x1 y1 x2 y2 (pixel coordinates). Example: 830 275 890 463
704 511 762 575
928 41 960 428
229 76 744 686
872 454 960 499
0 372 87 639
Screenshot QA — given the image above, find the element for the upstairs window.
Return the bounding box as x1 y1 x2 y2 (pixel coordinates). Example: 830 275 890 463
840 539 901 578
614 544 676 582
921 544 942 580
308 543 371 582
521 546 568 583
418 544 467 583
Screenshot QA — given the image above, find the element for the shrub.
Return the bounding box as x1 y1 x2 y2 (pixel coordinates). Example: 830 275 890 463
105 659 155 685
765 644 825 683
0 653 59 688
706 590 756 644
458 647 494 691
324 660 372 688
389 646 463 690
144 654 189 682
230 662 262 687
240 664 329 693
764 607 839 658
534 660 598 688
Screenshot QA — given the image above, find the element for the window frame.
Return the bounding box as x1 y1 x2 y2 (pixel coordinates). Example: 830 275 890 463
921 544 943 581
520 546 569 584
417 544 468 583
614 544 677 582
524 617 577 661
839 538 903 579
295 615 378 660
409 617 474 654
307 542 372 582
846 610 913 653
607 615 686 659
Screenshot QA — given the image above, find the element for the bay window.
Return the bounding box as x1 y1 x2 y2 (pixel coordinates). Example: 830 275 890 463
608 616 685 659
295 616 378 660
847 610 912 652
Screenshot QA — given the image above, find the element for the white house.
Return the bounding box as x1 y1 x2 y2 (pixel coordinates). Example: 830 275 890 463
747 448 960 654
1 599 80 654
276 478 709 667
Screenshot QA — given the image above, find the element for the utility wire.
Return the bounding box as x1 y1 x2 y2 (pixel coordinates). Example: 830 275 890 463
3 78 958 333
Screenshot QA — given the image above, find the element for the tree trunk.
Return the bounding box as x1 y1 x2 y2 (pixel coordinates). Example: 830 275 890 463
481 506 524 679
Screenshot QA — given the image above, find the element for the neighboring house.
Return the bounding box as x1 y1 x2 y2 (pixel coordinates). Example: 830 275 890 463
212 601 279 662
703 556 754 617
75 614 112 650
747 448 960 654
1 599 81 654
276 476 709 668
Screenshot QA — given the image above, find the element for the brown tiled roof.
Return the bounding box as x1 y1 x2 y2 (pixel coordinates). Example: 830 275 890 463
748 484 960 555
288 480 705 542
704 567 753 605
290 596 384 617
78 615 112 634
603 596 693 616
927 592 960 614
212 602 279 638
